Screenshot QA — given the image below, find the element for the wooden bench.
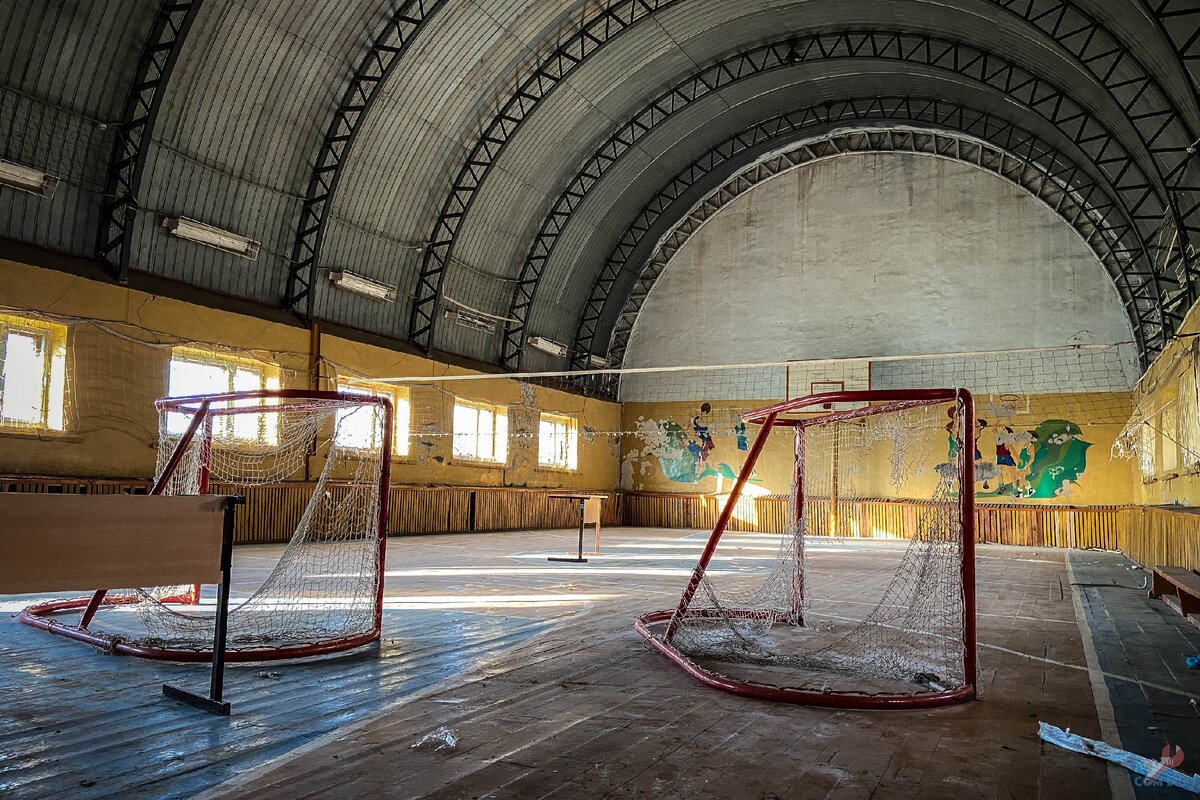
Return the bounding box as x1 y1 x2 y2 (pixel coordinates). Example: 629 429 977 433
0 493 242 714
1148 566 1200 627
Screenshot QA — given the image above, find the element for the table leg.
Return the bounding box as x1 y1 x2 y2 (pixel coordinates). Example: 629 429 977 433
548 499 589 564
576 500 585 559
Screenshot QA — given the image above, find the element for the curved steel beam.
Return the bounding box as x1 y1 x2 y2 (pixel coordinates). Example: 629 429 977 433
494 0 1198 369
282 0 447 321
511 32 1186 372
994 0 1200 306
1148 0 1200 97
536 35 1176 368
598 128 1148 377
572 104 1152 368
96 0 203 283
1145 0 1200 298
407 0 681 351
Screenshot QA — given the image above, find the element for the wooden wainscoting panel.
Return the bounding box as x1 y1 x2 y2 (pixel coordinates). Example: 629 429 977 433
621 491 1126 548
0 477 1152 555
0 476 150 495
1119 507 1200 572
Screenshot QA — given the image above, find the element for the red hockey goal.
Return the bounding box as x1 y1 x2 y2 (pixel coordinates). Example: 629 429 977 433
636 389 976 709
20 389 392 662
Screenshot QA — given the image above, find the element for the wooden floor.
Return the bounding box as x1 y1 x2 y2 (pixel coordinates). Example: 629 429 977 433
3 528 1185 799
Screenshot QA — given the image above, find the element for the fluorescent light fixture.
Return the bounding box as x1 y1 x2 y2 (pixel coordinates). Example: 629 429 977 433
528 336 568 357
588 354 609 369
329 270 397 302
444 308 496 334
162 216 260 259
0 159 58 197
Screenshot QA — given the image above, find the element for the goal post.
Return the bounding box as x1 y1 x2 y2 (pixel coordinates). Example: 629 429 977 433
636 389 977 709
19 389 393 662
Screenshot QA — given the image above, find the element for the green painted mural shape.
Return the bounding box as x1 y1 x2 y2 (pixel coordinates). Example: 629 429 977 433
976 418 1091 499
1023 419 1091 498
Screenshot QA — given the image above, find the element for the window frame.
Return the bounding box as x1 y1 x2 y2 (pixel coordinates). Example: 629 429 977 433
537 411 579 471
334 378 411 458
1160 402 1180 476
0 313 68 433
167 346 281 447
451 397 509 465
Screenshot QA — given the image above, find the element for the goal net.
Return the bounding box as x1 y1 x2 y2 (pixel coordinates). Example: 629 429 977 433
635 389 976 708
20 390 392 661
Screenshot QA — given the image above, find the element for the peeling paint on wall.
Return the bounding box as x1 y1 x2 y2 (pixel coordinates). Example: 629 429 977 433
626 406 756 489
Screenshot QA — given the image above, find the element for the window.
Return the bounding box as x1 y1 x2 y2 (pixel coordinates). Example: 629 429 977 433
1153 402 1180 477
1138 414 1156 481
0 313 67 431
335 378 410 457
538 412 578 470
452 398 508 464
1181 364 1200 473
167 347 280 444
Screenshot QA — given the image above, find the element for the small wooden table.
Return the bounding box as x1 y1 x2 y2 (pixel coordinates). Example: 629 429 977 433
548 494 605 563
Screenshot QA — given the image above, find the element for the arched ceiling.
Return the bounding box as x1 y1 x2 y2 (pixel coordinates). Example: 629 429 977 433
619 148 1136 370
589 125 1152 370
2 0 1199 374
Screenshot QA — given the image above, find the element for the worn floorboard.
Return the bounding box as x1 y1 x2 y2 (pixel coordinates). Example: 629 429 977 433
211 533 1108 799
6 529 1192 799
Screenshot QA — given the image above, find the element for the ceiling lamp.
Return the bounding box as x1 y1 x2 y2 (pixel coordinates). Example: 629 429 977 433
0 159 58 197
528 336 568 357
162 216 260 259
329 270 397 302
444 308 496 334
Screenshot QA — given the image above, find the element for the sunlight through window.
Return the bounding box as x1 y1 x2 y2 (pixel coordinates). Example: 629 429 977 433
538 412 578 470
167 347 280 444
336 378 410 457
452 398 508 463
0 313 67 431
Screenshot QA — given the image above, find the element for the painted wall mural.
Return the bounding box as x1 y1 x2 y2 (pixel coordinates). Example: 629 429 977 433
965 417 1093 499
626 399 1100 501
623 403 756 488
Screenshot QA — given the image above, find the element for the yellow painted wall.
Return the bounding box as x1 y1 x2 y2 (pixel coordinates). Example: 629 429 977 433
0 253 1160 508
318 336 621 490
1128 302 1200 507
621 392 1136 506
0 258 619 491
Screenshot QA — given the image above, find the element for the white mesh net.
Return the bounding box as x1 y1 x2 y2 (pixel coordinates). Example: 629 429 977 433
1113 336 1200 480
97 394 388 655
661 399 969 698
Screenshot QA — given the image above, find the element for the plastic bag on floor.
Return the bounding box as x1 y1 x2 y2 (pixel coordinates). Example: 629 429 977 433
412 726 457 751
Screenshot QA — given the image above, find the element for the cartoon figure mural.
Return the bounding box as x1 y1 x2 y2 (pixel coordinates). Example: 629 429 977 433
946 410 999 487
634 403 749 486
941 411 1091 499
652 420 739 483
691 403 715 465
994 426 1022 489
972 420 1088 499
972 418 1000 489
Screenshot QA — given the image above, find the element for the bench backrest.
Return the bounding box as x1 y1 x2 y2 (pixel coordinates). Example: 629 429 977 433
0 494 233 594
